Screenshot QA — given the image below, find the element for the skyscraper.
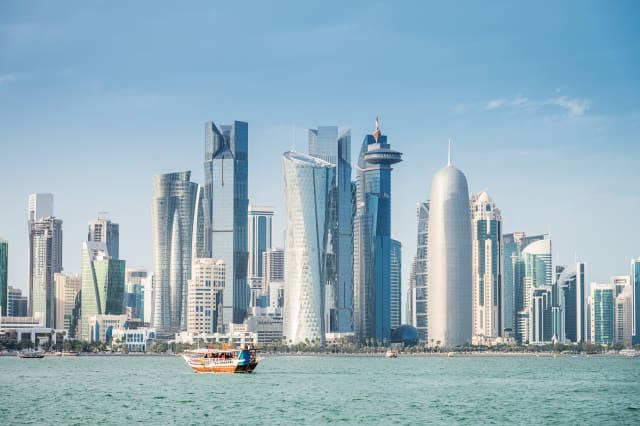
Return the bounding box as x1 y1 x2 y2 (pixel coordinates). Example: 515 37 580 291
28 193 53 222
632 258 640 345
0 238 6 317
518 238 552 343
54 272 81 330
414 201 429 341
282 151 335 345
151 171 198 332
558 262 587 343
80 241 125 340
426 144 471 348
390 239 402 332
187 258 225 334
88 217 120 260
353 119 402 343
7 286 28 317
247 205 274 282
406 255 417 328
308 126 353 333
29 216 63 327
125 268 147 320
591 283 615 345
470 192 503 343
503 232 545 340
203 121 249 328
614 283 633 346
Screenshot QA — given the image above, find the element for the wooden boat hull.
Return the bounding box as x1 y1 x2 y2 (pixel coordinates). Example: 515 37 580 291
183 348 259 374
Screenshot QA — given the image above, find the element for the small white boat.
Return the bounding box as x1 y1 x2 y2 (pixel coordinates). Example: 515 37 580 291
385 349 398 358
619 349 640 357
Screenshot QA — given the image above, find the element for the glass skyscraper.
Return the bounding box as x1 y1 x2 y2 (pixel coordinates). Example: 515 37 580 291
390 239 402 332
519 238 552 343
558 262 587 343
414 201 429 341
308 126 353 333
353 120 402 343
591 283 615 345
426 145 472 348
151 171 198 332
632 258 640 345
29 216 63 327
470 192 502 343
203 121 249 328
0 238 6 317
247 205 274 282
80 241 125 340
282 151 335 345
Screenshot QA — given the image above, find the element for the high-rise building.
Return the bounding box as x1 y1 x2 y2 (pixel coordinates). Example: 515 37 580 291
142 273 155 325
353 119 402 343
282 151 335 345
517 238 552 344
531 286 553 343
29 216 63 327
558 262 587 343
614 283 633 346
80 241 125 340
308 126 353 334
187 258 225 334
470 192 503 343
262 248 284 288
406 255 417 328
28 193 53 222
247 205 274 282
414 202 429 341
125 268 147 320
390 239 402 332
502 232 545 337
0 238 6 317
54 272 81 330
151 171 197 332
88 218 120 260
426 144 471 348
7 286 28 317
591 283 615 345
203 121 249 328
632 258 640 345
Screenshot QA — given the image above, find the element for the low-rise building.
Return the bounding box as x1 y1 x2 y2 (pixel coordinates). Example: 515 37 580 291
111 327 157 352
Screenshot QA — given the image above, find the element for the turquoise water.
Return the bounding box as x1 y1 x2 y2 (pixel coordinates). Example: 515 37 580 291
1 355 639 425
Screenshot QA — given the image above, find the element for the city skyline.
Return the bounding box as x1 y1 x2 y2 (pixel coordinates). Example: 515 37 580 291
1 1 639 306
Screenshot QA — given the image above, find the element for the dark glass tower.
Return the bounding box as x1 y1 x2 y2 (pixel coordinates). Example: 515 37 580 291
203 121 249 328
353 119 402 343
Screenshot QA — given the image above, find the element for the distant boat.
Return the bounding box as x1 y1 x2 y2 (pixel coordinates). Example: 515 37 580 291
61 351 79 357
182 346 259 373
17 350 44 359
619 349 640 357
447 352 454 358
385 349 398 358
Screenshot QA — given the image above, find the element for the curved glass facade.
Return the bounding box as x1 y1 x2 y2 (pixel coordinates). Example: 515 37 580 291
282 151 335 345
427 163 472 347
151 171 197 332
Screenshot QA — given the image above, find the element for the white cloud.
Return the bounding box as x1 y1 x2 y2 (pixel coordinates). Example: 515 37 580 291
549 96 590 117
486 98 506 110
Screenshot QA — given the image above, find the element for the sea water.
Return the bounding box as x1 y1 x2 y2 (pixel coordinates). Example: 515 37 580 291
1 355 639 425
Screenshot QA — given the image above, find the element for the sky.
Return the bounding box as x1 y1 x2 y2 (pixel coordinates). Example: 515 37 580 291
1 1 639 306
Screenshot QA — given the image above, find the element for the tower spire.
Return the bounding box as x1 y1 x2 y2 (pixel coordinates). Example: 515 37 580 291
447 139 452 166
372 116 382 142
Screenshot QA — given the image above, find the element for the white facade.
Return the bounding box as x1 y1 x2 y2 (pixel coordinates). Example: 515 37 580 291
28 193 53 222
87 314 128 343
426 149 472 347
187 258 225 334
54 272 81 330
614 281 633 346
111 327 157 352
282 151 334 345
470 192 503 343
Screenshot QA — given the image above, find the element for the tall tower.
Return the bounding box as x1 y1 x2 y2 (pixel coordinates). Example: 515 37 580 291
591 283 615 345
390 239 402 332
88 217 120 260
518 238 552 343
470 192 503 343
28 193 53 222
29 216 63 327
558 262 587 343
282 151 335 345
150 171 198 332
80 241 125 340
414 201 429 340
426 143 471 347
0 238 7 317
308 126 353 333
203 120 249 328
247 205 274 282
632 258 640 345
353 118 403 343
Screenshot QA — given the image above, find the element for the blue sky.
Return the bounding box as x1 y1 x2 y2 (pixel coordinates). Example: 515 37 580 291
1 1 639 300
